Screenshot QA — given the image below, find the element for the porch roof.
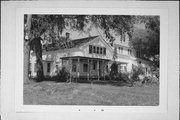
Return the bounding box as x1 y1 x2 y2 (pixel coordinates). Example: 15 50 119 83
60 56 111 61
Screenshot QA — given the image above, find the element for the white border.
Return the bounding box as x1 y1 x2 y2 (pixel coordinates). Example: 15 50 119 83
15 7 167 113
1 1 179 120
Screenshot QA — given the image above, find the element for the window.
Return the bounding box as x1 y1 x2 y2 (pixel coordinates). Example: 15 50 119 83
121 47 123 54
100 48 103 54
103 48 106 55
93 61 96 70
89 45 106 56
118 47 121 53
89 45 92 54
128 49 132 55
93 46 96 53
119 47 123 54
83 64 88 72
47 62 51 73
72 64 77 72
106 65 109 72
97 47 99 54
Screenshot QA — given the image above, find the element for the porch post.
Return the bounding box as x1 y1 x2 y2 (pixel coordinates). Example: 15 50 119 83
88 58 90 81
77 57 80 81
69 58 72 83
103 60 105 81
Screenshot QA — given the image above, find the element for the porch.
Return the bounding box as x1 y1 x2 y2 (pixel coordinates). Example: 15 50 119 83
61 56 110 81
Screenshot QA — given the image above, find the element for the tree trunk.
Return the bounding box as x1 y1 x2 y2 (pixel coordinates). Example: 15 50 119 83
24 14 32 84
33 37 45 82
24 42 30 84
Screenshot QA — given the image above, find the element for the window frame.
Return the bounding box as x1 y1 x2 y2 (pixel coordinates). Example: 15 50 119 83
47 62 51 73
83 63 88 72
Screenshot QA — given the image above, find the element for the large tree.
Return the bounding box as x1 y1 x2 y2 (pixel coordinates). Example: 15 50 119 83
130 16 160 67
24 15 137 82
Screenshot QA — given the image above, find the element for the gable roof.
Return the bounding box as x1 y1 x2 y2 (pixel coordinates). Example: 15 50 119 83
46 36 99 51
80 35 114 52
70 36 99 48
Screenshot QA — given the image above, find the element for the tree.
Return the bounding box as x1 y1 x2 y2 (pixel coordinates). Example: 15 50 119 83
130 16 160 67
24 15 136 82
24 14 32 83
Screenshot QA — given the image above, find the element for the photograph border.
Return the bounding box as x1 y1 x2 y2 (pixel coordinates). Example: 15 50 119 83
1 1 179 120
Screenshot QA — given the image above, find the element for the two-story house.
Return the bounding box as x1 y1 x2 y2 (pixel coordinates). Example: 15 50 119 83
29 32 151 80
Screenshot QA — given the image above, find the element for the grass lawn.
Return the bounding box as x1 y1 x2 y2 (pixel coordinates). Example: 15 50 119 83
24 81 159 106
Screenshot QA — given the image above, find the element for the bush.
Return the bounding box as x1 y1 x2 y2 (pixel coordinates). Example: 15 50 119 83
142 76 159 86
52 67 70 82
131 65 145 81
110 62 118 81
104 74 111 81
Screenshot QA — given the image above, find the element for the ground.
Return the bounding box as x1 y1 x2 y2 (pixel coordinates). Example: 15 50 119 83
24 80 159 106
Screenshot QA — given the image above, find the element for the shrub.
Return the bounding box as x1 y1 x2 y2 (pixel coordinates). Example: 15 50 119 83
131 65 145 81
53 67 70 82
142 76 159 86
110 62 118 81
104 74 110 81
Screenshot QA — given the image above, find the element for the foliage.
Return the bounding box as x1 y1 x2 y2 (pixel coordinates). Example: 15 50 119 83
131 65 145 81
130 16 160 68
142 76 159 86
53 67 70 82
24 14 159 82
113 47 118 61
110 62 118 80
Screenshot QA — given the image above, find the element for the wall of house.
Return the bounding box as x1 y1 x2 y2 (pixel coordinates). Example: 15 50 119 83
81 37 113 60
29 36 151 79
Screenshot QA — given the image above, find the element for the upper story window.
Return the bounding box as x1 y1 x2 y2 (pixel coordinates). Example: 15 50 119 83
128 49 132 56
89 45 106 55
97 47 99 54
93 46 96 53
118 47 123 54
89 45 92 54
103 48 106 55
100 48 103 54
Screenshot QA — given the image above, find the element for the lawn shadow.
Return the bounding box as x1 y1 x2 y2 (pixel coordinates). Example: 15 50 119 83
29 76 133 87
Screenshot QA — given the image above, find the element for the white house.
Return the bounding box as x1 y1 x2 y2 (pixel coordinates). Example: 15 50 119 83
30 33 151 80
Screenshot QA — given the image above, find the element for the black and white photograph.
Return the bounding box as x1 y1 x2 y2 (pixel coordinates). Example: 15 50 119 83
1 1 179 120
23 14 160 106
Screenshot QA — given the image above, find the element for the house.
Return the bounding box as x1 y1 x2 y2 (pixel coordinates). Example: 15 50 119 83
30 33 151 80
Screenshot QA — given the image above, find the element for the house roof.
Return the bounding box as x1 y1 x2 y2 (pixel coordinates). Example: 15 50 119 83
46 36 99 51
70 36 99 48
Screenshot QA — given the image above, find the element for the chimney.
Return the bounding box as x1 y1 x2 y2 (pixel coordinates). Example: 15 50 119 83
66 32 70 41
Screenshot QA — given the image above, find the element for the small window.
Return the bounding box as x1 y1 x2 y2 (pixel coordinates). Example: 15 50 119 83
128 49 132 55
106 65 109 72
97 47 99 54
72 64 76 72
93 46 96 53
100 48 103 54
103 48 106 55
83 64 88 72
47 62 51 73
89 45 92 54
